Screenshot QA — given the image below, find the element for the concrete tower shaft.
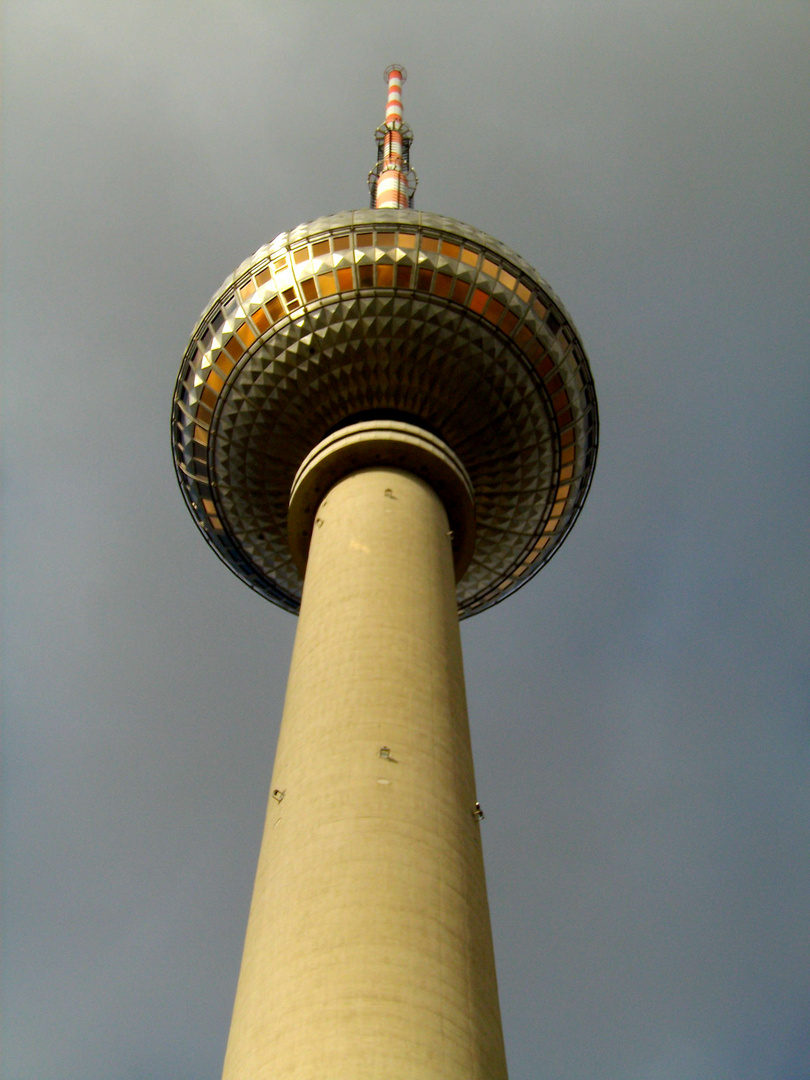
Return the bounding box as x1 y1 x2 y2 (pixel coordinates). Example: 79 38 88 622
222 429 507 1080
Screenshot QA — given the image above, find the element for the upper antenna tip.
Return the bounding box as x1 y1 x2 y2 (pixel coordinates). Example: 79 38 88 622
384 63 407 83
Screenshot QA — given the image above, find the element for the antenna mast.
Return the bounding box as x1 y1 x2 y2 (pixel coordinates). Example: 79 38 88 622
368 64 418 208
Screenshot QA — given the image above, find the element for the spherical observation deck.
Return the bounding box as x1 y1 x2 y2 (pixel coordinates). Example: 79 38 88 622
171 209 598 618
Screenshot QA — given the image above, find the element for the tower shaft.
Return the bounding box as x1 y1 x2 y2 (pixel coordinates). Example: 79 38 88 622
221 462 508 1080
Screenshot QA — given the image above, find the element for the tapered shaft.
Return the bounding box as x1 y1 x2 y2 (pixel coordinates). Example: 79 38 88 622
221 462 508 1080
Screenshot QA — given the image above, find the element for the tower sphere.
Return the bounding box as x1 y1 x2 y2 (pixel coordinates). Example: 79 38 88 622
171 209 598 617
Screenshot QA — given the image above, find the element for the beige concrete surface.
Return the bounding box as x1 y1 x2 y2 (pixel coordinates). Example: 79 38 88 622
288 419 476 582
222 464 508 1080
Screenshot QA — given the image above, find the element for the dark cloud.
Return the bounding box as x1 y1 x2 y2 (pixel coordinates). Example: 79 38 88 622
3 3 808 1079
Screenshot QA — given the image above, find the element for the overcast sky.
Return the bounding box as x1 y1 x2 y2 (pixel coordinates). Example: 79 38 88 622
2 3 809 1079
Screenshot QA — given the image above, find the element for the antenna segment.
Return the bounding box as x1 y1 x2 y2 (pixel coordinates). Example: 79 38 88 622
368 64 418 208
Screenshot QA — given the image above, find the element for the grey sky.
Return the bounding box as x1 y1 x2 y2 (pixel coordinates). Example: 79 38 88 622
2 3 809 1079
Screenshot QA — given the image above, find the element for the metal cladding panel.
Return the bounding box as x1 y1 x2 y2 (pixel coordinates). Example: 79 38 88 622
171 209 598 617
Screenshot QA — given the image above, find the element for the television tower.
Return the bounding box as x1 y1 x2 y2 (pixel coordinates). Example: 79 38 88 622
172 65 597 1080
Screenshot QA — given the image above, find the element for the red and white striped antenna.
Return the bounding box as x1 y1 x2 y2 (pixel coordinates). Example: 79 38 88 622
368 64 418 209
